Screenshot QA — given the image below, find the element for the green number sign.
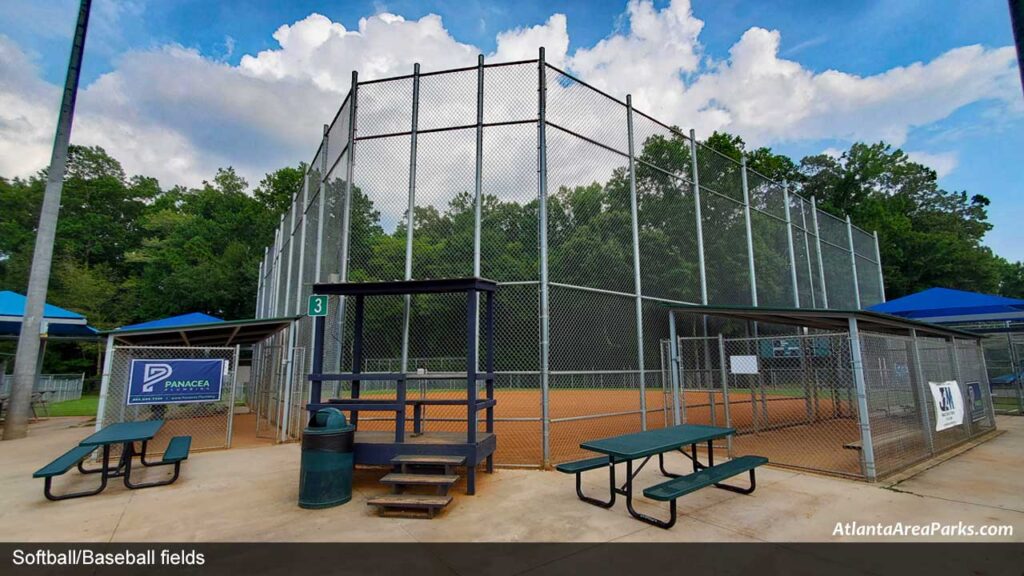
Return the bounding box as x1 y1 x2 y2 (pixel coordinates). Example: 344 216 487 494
308 295 329 317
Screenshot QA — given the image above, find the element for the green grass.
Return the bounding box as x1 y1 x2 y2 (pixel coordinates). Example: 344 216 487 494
46 393 99 417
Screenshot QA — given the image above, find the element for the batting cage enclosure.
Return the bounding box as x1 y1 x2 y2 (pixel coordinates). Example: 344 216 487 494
249 49 994 479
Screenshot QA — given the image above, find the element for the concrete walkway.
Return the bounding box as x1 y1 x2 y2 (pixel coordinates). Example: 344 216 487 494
0 416 1020 543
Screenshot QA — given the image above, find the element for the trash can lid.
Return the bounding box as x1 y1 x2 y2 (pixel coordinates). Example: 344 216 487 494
311 407 348 429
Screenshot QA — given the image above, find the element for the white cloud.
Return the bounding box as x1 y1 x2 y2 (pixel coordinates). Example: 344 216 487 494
0 0 1019 193
906 150 958 179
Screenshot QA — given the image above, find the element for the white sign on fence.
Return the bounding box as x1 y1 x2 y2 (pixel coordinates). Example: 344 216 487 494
729 355 759 375
928 380 964 432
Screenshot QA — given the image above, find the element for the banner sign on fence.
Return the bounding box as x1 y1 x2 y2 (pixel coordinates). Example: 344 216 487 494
927 380 963 431
128 359 225 406
730 355 759 375
966 382 985 421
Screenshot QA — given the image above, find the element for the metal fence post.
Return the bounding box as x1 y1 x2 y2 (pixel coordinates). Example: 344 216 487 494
847 317 877 481
272 222 283 317
255 259 264 319
538 48 551 468
293 176 309 315
94 333 116 433
741 157 758 307
283 199 297 316
846 215 862 310
400 63 421 375
227 345 240 447
783 188 801 308
280 320 298 442
668 311 682 425
338 73 359 372
689 130 709 307
873 231 886 302
976 338 999 424
910 329 936 454
473 54 484 371
626 95 647 430
474 54 484 277
810 197 829 308
948 337 972 437
799 203 817 308
718 334 733 456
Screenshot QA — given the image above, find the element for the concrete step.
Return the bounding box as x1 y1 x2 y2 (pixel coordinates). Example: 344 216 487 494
391 455 466 467
380 473 459 487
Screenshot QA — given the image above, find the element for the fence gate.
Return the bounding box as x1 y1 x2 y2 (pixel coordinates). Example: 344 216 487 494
98 345 240 454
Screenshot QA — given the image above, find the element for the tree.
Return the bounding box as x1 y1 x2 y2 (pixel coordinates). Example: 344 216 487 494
254 163 307 216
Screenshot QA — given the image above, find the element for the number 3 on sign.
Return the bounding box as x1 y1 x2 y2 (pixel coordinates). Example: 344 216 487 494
308 295 329 317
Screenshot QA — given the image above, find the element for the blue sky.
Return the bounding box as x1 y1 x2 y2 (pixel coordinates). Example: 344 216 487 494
1 0 1021 261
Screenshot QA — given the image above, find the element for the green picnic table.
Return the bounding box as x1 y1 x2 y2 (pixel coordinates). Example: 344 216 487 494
34 420 193 500
558 424 767 528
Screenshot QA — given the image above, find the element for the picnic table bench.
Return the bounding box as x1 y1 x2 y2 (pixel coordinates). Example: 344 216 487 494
33 420 192 501
557 425 767 529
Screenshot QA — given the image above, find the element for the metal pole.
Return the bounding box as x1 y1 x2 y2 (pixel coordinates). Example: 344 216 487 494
94 334 115 433
280 321 297 442
783 188 800 308
255 259 265 319
976 337 998 424
689 130 709 306
718 334 732 455
910 329 935 454
846 215 862 309
873 231 886 302
337 73 359 372
227 345 240 447
6 0 92 440
474 54 484 277
293 176 309 315
799 202 817 308
668 311 682 425
272 219 284 317
283 196 298 316
741 157 758 307
400 64 420 376
810 197 829 308
847 318 877 481
538 47 551 468
948 337 972 437
626 95 647 430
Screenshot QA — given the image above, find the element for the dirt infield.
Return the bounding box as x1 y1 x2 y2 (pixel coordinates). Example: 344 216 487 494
352 388 860 473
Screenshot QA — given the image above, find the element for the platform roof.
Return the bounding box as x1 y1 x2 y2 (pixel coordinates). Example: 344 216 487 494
105 316 297 347
0 291 99 340
663 303 980 339
868 287 1024 324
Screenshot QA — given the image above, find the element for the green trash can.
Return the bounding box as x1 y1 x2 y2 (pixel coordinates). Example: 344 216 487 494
298 408 355 509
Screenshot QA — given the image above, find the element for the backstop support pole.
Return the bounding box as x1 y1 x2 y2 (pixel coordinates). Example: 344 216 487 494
538 48 551 469
400 64 420 376
718 333 733 456
337 73 358 373
741 157 758 307
847 317 877 481
473 54 484 372
873 231 886 302
783 188 800 308
846 215 862 310
626 95 647 431
811 197 829 308
668 311 682 426
690 130 711 392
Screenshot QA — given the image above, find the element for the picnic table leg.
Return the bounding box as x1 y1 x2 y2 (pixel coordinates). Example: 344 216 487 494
574 461 616 509
623 459 677 529
44 444 111 501
123 440 182 490
657 453 683 479
710 439 758 494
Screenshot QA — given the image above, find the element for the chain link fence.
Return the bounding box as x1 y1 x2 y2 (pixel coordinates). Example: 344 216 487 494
251 53 900 470
98 346 240 455
1 373 84 404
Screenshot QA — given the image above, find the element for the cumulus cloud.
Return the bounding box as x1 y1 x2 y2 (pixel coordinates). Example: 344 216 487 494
906 150 959 179
0 0 1018 191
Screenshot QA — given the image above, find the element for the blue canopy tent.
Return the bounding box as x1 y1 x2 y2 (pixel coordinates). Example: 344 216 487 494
869 287 1024 324
0 291 99 341
871 288 1024 412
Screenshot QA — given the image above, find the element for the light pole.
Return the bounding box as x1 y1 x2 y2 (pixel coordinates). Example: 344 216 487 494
4 0 92 440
